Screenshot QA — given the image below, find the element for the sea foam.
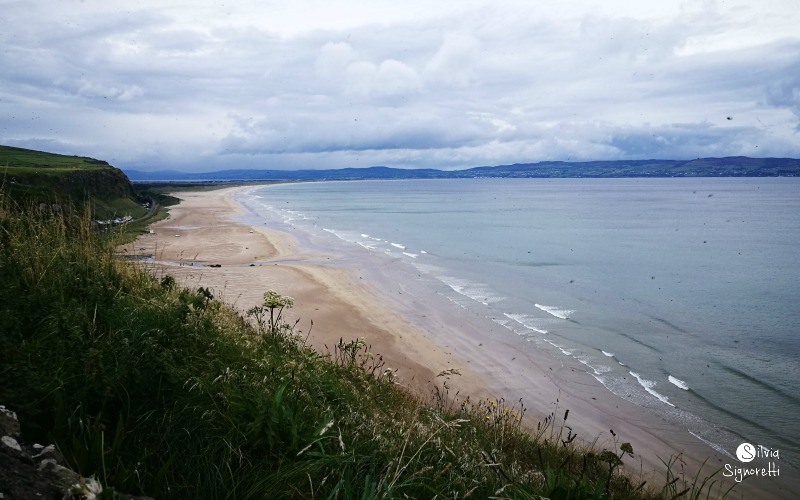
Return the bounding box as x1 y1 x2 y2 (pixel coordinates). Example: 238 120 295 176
439 275 505 306
535 303 574 320
576 354 612 375
668 375 690 390
688 431 734 459
503 313 548 334
630 371 674 407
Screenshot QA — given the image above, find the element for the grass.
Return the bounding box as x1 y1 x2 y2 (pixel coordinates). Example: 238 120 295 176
0 144 151 222
0 190 737 499
0 145 109 171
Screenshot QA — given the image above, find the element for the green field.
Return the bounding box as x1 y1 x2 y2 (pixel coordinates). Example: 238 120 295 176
0 145 110 172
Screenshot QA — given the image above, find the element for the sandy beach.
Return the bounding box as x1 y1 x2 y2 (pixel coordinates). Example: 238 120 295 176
126 186 793 498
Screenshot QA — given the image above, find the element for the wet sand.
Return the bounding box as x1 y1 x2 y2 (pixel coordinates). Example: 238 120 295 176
126 185 793 498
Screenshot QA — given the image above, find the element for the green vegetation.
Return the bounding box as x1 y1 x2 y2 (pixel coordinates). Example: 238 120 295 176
0 190 736 498
0 145 192 242
0 145 111 171
1 145 146 221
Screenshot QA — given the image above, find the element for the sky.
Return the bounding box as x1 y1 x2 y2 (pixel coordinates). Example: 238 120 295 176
1 0 799 172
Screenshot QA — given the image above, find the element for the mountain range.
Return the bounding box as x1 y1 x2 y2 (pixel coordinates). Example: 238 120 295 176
124 156 800 182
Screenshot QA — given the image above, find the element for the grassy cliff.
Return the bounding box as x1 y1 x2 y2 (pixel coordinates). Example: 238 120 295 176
0 145 145 220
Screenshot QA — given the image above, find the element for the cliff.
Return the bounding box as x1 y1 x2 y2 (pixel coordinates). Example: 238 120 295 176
0 145 143 219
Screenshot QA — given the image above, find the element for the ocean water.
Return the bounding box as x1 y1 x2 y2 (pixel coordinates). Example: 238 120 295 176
238 177 800 467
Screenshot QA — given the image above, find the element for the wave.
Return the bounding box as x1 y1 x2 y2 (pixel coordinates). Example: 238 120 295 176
600 349 626 366
716 362 800 406
688 431 734 459
668 375 689 390
350 238 416 257
503 313 548 334
323 228 371 246
502 313 617 376
438 275 505 306
322 228 345 237
535 303 574 320
686 383 800 449
629 371 674 407
549 341 575 356
325 228 390 252
617 331 662 354
283 209 313 223
648 315 690 334
576 354 612 376
592 368 751 462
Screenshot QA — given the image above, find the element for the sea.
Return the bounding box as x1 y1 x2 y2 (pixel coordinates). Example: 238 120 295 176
237 177 800 469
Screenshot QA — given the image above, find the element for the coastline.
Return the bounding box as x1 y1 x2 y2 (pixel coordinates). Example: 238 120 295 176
127 186 486 395
128 185 792 498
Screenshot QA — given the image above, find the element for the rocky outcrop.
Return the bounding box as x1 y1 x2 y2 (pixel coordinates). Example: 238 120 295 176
0 405 150 500
57 166 137 201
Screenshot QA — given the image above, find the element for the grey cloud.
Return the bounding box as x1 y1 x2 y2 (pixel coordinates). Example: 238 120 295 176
608 122 771 158
423 33 481 87
219 105 491 156
1 1 798 170
764 60 800 128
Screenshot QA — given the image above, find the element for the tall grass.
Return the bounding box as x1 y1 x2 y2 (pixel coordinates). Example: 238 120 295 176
0 193 735 499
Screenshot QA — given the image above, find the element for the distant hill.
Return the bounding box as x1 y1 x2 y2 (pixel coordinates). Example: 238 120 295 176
124 156 800 182
0 145 145 219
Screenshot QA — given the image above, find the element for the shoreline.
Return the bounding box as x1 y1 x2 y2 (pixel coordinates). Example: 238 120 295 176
128 186 487 397
128 185 792 498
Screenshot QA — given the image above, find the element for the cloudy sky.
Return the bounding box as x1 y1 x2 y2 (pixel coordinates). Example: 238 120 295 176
1 1 799 171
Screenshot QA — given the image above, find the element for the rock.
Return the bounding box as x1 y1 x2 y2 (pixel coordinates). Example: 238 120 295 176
32 444 64 464
38 458 58 471
1 436 22 452
1 442 64 499
0 403 153 499
0 405 20 437
39 459 96 497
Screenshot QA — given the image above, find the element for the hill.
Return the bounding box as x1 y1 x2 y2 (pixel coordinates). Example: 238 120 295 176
124 156 800 182
0 145 145 220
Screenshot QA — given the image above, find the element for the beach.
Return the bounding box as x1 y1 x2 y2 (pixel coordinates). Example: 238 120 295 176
127 185 792 498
